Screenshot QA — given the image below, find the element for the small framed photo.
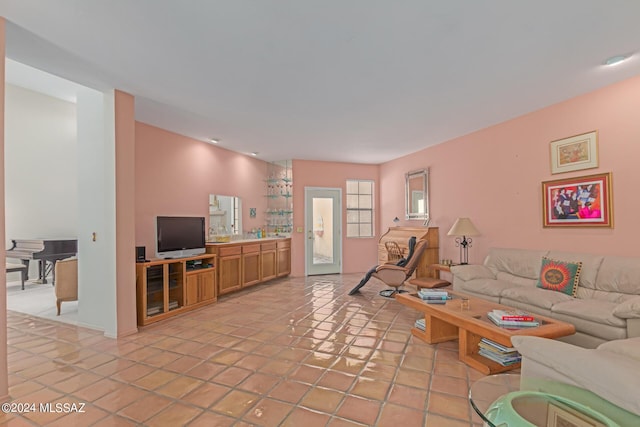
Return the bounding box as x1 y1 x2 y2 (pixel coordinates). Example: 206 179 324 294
546 401 606 427
550 131 598 174
542 172 612 228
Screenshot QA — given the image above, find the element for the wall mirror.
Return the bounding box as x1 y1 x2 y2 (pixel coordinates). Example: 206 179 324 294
209 194 242 237
405 169 429 220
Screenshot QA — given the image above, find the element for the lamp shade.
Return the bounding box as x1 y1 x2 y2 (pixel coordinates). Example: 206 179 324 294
447 218 480 237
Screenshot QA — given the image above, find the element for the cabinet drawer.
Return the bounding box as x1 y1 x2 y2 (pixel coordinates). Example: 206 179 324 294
276 239 291 249
219 246 242 257
261 242 277 251
242 244 261 254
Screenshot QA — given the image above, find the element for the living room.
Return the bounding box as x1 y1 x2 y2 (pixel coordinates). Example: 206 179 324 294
2 2 640 425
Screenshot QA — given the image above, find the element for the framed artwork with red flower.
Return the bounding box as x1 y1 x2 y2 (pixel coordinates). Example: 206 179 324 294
542 172 613 228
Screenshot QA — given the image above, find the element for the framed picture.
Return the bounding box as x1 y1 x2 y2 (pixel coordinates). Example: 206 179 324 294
542 172 612 228
546 401 606 427
550 131 598 174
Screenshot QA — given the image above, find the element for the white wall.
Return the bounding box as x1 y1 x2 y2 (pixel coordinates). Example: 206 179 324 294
76 88 118 336
4 84 77 280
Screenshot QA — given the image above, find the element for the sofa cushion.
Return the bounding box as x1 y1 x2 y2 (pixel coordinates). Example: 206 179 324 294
612 296 640 319
456 278 515 298
598 337 640 362
501 286 573 310
594 256 640 295
484 248 549 280
536 257 582 297
449 264 495 281
546 251 603 290
552 300 626 328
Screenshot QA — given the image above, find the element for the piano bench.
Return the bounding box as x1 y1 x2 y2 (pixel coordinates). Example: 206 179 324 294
6 263 27 290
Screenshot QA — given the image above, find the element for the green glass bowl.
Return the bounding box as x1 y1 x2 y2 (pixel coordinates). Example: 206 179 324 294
485 391 620 427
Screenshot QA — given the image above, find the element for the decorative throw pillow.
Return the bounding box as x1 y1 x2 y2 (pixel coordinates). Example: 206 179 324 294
536 257 582 297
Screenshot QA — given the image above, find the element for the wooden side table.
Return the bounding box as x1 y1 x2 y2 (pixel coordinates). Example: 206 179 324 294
431 263 454 273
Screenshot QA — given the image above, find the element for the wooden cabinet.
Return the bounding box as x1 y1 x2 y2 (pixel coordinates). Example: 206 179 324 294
207 238 291 295
261 242 277 281
218 246 242 295
242 244 261 287
276 239 291 277
136 254 216 326
378 227 440 279
186 268 215 306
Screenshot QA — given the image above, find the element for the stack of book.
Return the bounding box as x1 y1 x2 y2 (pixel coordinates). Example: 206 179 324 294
415 318 426 331
147 302 162 316
417 289 450 304
487 309 540 327
477 338 522 366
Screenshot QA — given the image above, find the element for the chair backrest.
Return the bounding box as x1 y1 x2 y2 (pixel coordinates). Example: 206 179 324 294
55 258 78 299
402 240 428 278
396 236 417 267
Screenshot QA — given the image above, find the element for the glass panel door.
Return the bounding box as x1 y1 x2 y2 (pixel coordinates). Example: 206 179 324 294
305 188 341 275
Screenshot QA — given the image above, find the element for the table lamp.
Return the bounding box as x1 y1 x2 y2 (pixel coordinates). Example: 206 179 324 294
447 218 480 265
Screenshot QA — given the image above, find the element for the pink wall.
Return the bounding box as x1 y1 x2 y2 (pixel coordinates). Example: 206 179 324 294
381 75 640 264
291 159 380 276
135 123 269 255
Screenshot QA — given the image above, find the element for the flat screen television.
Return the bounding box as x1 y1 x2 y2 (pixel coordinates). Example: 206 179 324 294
156 216 206 259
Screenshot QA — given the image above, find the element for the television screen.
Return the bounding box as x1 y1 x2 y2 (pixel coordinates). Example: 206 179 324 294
156 216 206 258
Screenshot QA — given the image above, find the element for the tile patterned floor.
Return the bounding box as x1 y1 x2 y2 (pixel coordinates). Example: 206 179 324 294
2 274 489 426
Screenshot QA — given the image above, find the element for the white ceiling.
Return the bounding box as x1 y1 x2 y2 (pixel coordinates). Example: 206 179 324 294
2 1 640 164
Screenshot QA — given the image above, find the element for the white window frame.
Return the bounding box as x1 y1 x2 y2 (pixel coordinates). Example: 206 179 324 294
346 179 374 238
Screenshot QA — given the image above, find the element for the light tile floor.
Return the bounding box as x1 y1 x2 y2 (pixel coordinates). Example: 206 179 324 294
2 274 489 426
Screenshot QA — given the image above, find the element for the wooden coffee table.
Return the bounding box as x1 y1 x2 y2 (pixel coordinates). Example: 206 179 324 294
395 290 576 374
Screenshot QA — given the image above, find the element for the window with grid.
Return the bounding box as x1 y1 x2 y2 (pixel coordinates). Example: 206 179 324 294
346 180 374 238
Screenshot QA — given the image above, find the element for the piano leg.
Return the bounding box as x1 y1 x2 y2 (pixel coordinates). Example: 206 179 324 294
50 260 57 285
38 260 48 284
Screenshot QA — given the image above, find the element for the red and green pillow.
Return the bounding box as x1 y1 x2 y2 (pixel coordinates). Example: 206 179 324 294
536 257 582 297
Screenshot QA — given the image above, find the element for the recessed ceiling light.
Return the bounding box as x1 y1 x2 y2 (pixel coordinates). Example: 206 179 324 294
603 54 630 66
208 138 219 144
251 152 258 156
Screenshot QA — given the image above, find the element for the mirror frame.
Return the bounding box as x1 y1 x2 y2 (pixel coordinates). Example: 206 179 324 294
405 168 429 220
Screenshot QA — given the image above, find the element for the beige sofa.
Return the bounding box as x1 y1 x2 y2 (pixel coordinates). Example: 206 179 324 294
512 336 640 425
451 248 640 348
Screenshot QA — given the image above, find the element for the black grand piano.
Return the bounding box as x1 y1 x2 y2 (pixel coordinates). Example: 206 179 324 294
6 239 77 286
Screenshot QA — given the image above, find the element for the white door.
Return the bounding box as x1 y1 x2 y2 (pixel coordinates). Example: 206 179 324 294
305 188 342 275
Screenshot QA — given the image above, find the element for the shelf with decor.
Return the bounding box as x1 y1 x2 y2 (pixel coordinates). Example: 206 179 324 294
265 160 293 237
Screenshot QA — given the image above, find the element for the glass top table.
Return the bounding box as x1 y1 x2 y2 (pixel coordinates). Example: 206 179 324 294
469 374 620 427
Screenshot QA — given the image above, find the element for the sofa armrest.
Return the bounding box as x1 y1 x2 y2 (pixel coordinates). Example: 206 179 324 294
450 264 495 281
613 296 640 319
512 336 640 416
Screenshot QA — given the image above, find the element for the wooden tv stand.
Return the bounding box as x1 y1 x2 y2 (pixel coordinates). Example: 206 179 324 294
135 253 217 326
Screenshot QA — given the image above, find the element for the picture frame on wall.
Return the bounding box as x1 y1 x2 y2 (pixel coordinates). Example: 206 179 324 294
550 130 598 174
542 172 612 228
